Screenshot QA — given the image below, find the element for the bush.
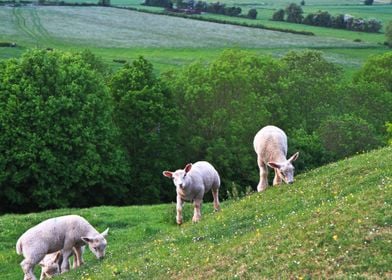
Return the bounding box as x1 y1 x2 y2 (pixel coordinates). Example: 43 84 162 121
318 114 381 159
0 50 130 213
385 21 392 47
272 9 285 21
364 0 373 5
247 8 257 19
285 3 303 23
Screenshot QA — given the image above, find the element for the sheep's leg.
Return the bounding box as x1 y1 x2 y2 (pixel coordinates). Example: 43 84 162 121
176 195 184 225
73 246 84 268
21 259 37 280
257 156 268 192
273 169 282 186
212 188 220 211
60 249 73 273
192 199 202 223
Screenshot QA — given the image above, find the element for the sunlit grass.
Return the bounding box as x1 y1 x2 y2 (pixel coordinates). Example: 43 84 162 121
2 147 391 279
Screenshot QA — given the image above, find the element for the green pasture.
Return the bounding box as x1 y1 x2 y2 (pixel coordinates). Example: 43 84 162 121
1 147 391 279
0 5 389 72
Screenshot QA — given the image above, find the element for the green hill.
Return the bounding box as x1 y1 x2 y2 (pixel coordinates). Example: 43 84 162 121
1 147 391 279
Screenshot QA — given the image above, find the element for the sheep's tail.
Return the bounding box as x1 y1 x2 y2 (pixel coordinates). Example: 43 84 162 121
16 238 23 255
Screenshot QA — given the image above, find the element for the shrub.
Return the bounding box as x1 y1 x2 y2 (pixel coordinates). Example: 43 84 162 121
386 21 392 48
318 114 381 159
0 49 130 213
285 3 303 23
247 8 257 19
272 9 285 21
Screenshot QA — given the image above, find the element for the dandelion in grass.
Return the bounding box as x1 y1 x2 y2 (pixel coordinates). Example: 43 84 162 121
333 235 338 241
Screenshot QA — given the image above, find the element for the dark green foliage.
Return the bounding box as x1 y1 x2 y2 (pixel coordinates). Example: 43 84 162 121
143 0 172 8
364 0 374 5
0 49 129 213
386 21 392 48
272 9 285 21
109 57 179 204
318 114 381 159
247 8 257 19
285 3 303 23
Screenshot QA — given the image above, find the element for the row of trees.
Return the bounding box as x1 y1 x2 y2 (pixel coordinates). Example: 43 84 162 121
273 3 382 33
0 49 391 213
143 0 257 19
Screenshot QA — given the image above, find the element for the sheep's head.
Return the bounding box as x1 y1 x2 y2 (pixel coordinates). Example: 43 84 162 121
267 152 299 184
81 228 109 260
163 163 192 190
39 251 62 279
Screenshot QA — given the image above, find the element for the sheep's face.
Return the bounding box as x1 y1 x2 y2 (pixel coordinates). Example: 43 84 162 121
39 251 62 279
163 163 193 190
268 152 299 184
82 228 109 260
276 162 295 184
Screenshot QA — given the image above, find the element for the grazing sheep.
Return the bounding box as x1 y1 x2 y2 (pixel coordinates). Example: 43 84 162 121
163 161 220 225
39 246 85 280
16 215 109 280
39 251 62 280
253 125 299 192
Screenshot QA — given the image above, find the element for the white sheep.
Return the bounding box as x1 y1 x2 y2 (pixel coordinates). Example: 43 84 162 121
253 125 299 192
39 246 85 280
39 251 62 280
16 215 109 280
163 161 220 225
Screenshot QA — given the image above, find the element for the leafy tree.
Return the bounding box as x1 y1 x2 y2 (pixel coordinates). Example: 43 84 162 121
279 50 342 131
331 14 346 29
364 0 374 5
354 52 392 92
385 21 392 47
318 114 381 159
272 9 285 21
387 122 392 145
285 3 303 23
0 49 129 213
247 8 257 19
109 57 179 204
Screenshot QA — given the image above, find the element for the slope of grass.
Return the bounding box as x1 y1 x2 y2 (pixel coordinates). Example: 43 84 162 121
1 147 391 279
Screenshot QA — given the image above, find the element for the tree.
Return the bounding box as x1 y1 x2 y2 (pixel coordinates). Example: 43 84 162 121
354 52 392 92
318 114 381 159
364 0 374 5
247 8 258 19
385 21 392 47
109 57 179 204
285 3 303 23
272 9 285 21
0 50 130 213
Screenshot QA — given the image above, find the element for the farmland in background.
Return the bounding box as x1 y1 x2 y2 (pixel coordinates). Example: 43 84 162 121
0 3 390 72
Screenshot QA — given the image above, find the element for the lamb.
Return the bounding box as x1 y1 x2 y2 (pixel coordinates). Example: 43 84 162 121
39 246 85 280
163 161 220 225
16 215 109 280
253 125 299 192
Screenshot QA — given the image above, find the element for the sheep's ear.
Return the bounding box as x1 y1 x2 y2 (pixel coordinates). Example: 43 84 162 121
101 228 109 238
184 163 192 173
53 251 62 263
162 171 173 178
81 237 92 244
267 162 281 169
288 152 299 162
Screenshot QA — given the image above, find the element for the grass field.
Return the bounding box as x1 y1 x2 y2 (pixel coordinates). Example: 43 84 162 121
1 147 391 279
0 5 389 72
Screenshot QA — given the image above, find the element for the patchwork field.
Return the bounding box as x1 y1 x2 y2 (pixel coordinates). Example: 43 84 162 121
1 4 389 71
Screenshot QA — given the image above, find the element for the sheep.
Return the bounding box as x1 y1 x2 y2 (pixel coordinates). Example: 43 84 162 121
39 246 85 280
163 161 220 225
39 251 62 280
16 215 109 280
253 125 299 192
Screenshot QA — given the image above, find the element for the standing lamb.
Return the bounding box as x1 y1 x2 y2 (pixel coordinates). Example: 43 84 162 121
253 125 299 192
16 215 109 280
163 161 220 225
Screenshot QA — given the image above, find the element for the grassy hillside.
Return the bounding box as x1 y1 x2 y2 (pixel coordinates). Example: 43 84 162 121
1 147 391 279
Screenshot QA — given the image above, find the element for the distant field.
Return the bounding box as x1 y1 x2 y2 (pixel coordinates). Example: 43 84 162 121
0 4 390 72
